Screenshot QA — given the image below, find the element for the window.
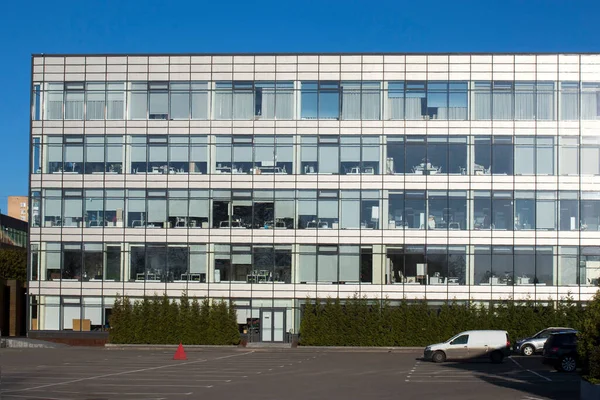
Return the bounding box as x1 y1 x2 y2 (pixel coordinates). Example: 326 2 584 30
63 189 83 228
191 82 209 119
448 81 469 120
536 246 554 285
274 190 294 229
559 191 579 231
451 335 469 345
582 83 600 120
492 191 513 230
405 191 426 229
473 82 492 120
404 81 426 119
515 82 535 120
560 137 579 176
580 247 600 286
146 245 168 282
147 135 168 173
318 190 339 229
301 135 341 174
33 84 41 120
492 136 513 175
515 191 535 230
255 82 294 119
515 137 535 175
215 81 253 120
148 82 169 119
86 83 105 120
536 82 555 120
43 189 62 227
297 190 317 229
64 82 84 120
101 189 124 228
361 191 380 229
169 136 189 173
83 243 103 281
45 83 63 120
449 136 468 174
106 136 123 174
46 136 63 173
341 81 381 120
386 136 404 174
170 82 190 119
127 190 146 228
581 192 600 231
301 81 340 120
189 190 209 228
62 243 82 280
32 137 41 173
64 136 83 174
558 246 578 286
232 136 253 174
473 191 491 230
536 192 557 231
514 247 534 285
387 82 406 120
582 137 600 176
405 136 426 175
493 81 513 120
147 190 167 228
84 136 104 174
107 82 125 120
190 135 208 174
536 137 555 175
85 189 103 227
473 136 491 175
129 82 148 119
560 82 579 120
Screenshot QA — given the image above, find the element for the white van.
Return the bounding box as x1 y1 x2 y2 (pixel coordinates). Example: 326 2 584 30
423 330 511 363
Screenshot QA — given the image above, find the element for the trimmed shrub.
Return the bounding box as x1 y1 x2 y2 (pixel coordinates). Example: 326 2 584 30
299 295 587 347
108 294 240 345
578 291 600 381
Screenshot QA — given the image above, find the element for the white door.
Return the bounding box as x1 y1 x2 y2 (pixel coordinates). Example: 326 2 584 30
261 311 272 342
273 311 284 342
260 308 286 342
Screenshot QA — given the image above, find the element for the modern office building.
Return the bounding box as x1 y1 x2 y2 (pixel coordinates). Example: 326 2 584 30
8 196 30 222
28 53 600 340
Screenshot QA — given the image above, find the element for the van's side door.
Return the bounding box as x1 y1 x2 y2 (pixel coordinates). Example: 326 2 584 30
446 334 469 359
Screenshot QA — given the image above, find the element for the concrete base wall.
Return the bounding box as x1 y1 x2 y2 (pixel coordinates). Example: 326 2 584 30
28 330 108 346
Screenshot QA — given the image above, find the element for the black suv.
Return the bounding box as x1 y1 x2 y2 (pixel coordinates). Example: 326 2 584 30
542 331 578 372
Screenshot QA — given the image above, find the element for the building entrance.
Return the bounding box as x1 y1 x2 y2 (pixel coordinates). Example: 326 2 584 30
260 308 285 342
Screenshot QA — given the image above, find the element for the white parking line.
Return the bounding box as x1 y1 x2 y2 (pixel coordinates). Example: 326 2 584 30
0 351 255 394
509 357 552 382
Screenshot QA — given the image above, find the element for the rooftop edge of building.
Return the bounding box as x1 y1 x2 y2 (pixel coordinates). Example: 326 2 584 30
30 51 600 58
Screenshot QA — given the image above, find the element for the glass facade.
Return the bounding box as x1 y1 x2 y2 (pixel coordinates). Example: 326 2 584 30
29 53 600 336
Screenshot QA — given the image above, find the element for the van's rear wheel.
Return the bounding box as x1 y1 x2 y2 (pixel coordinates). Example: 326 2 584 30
490 351 504 364
432 351 446 363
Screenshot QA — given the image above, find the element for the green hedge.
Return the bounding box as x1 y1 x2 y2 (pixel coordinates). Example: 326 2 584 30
299 295 587 347
109 294 240 345
578 291 600 382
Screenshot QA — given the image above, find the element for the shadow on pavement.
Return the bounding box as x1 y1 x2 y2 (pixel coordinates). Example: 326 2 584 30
416 356 579 400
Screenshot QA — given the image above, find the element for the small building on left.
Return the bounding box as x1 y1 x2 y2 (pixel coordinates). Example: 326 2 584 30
0 212 28 336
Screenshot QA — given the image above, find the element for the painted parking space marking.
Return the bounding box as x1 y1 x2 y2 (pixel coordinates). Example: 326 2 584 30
510 357 552 382
0 351 254 395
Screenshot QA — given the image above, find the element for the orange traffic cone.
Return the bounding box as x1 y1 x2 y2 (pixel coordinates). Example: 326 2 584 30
173 343 187 360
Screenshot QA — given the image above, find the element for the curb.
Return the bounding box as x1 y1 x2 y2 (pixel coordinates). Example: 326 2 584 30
104 343 424 351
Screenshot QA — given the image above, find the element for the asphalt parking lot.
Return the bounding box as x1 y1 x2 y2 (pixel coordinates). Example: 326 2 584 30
0 347 580 400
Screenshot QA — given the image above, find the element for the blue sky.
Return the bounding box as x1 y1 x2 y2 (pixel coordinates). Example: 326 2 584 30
1 0 599 212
